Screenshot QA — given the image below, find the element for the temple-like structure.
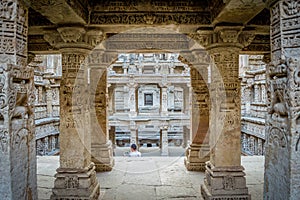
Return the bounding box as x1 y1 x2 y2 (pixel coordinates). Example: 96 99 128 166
0 0 299 199
107 53 191 155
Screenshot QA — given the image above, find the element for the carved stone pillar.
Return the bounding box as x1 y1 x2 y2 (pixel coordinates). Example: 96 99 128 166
44 27 102 199
161 86 168 116
185 66 210 171
254 84 260 102
194 26 254 199
182 126 190 148
90 67 114 172
160 125 169 156
88 50 115 172
0 1 37 199
128 82 137 116
130 121 137 145
51 50 99 199
264 0 300 199
45 83 53 117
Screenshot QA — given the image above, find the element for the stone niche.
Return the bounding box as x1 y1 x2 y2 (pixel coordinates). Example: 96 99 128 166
138 85 160 113
167 86 184 111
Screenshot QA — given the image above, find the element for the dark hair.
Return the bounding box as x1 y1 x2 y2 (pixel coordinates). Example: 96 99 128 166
131 143 137 150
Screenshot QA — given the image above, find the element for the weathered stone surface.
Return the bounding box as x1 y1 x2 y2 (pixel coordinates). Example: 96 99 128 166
90 68 114 172
240 55 267 156
50 37 100 198
0 1 37 199
264 0 300 199
36 156 265 200
199 26 252 199
31 55 61 156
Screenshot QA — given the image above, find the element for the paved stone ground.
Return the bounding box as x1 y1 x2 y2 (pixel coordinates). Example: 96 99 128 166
37 155 264 200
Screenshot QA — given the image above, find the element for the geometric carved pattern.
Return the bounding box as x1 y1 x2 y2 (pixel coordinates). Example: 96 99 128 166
0 0 28 66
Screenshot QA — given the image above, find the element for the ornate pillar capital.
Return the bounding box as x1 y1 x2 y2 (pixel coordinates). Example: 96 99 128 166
190 26 255 51
44 27 104 51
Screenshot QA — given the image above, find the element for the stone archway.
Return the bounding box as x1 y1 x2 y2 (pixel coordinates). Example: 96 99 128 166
71 26 250 199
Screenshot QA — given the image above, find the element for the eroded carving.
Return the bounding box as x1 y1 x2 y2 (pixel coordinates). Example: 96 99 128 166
223 176 235 190
64 176 79 189
0 129 9 153
268 127 287 148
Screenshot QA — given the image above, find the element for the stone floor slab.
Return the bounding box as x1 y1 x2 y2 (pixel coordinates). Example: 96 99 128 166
37 155 264 200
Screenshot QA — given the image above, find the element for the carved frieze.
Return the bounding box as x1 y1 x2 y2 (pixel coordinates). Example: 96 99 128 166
90 13 211 25
0 0 28 66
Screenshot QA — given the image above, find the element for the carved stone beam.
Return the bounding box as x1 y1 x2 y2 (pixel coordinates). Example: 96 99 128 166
43 27 104 50
212 0 265 25
23 0 88 24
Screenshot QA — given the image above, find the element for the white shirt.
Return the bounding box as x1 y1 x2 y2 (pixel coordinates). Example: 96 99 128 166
129 151 141 157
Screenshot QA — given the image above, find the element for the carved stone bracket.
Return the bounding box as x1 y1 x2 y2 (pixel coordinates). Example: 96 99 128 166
44 27 104 50
190 26 255 50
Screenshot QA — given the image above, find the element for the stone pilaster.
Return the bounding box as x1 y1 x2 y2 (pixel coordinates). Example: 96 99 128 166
194 26 254 199
128 82 137 116
161 86 168 116
160 125 169 156
89 67 114 172
182 126 190 148
44 27 101 199
45 82 53 117
185 66 210 171
0 1 37 199
130 121 137 145
254 84 260 102
264 0 300 199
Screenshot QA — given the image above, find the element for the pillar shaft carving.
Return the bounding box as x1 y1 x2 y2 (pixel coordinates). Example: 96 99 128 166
0 1 37 199
50 27 100 199
160 125 169 156
200 26 250 200
264 0 300 199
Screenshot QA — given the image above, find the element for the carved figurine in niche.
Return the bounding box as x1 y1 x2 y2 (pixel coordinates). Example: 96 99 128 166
287 57 300 87
1 0 17 20
269 87 288 122
12 81 33 120
267 57 288 122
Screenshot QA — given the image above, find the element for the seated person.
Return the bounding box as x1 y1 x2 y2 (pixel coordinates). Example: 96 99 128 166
129 143 141 157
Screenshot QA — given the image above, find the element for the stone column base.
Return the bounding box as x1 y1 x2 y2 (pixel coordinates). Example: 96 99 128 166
184 144 209 171
51 163 100 200
92 141 114 172
201 161 251 200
